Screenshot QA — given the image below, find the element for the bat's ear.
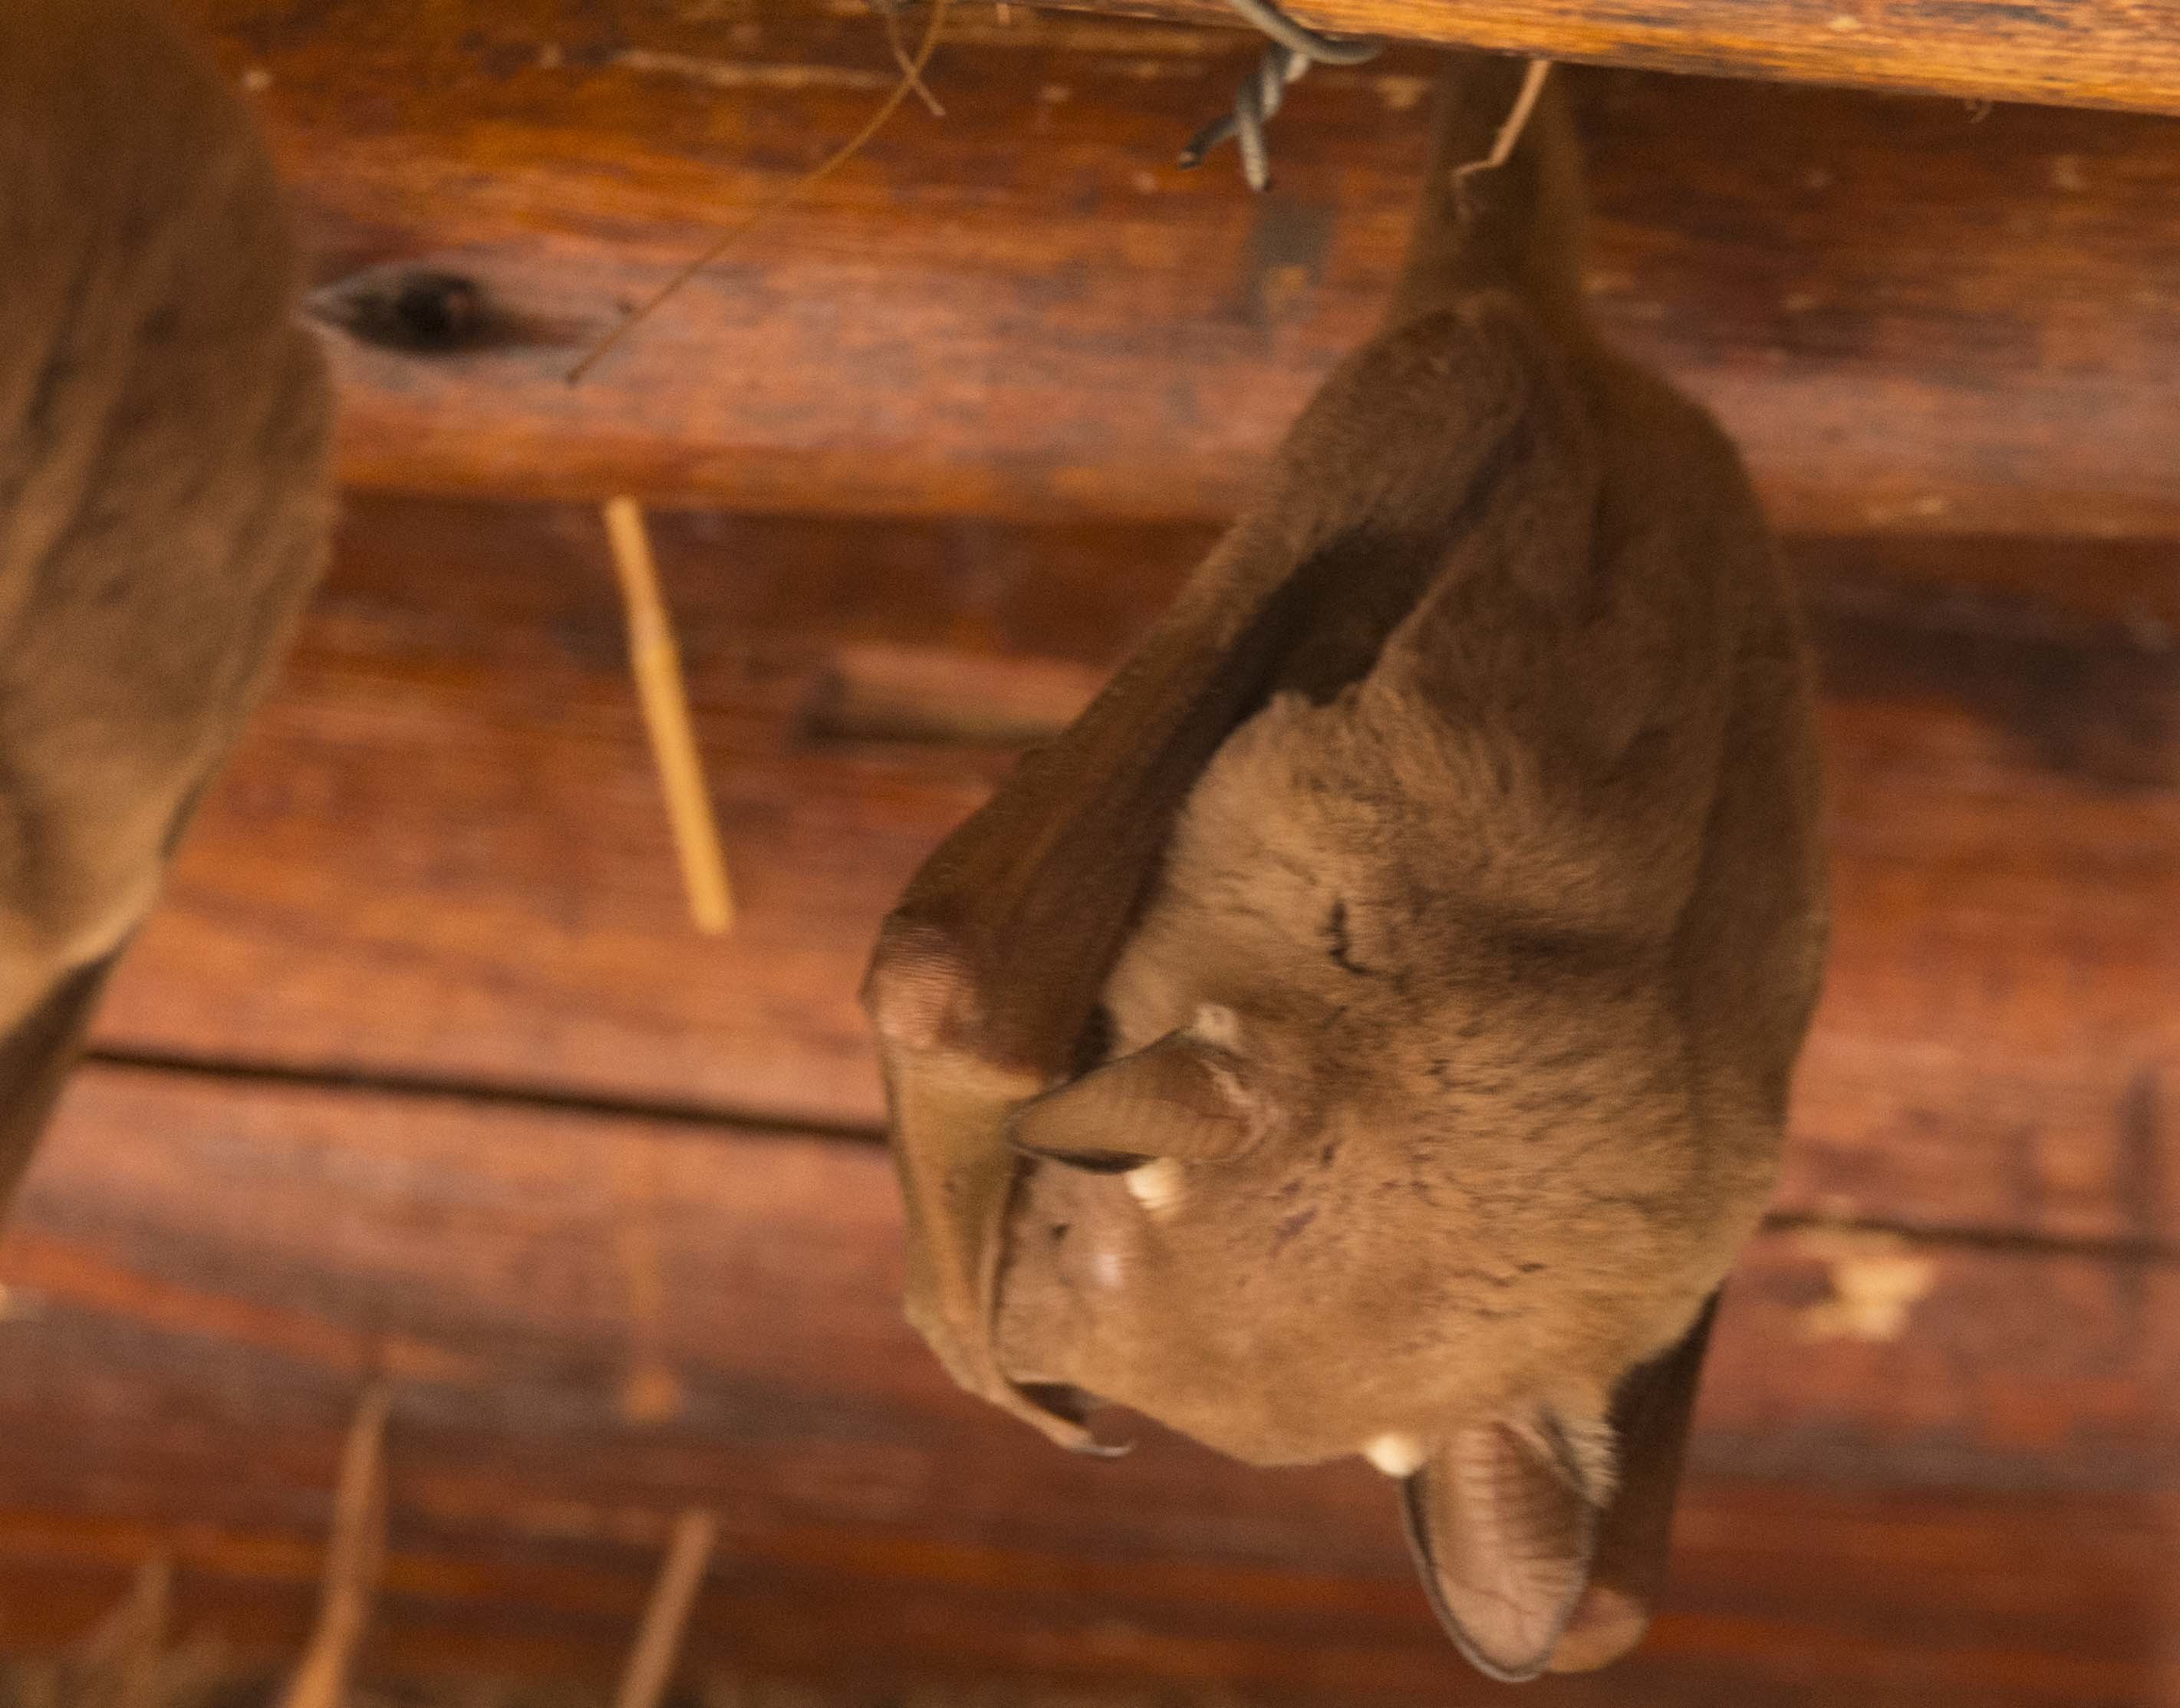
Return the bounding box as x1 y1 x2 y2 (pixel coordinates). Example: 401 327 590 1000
1401 1413 1608 1682
1401 1297 1722 1680
1007 1032 1268 1170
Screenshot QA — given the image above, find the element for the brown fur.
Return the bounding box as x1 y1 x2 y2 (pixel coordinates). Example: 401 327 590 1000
870 56 1826 1681
0 0 332 1209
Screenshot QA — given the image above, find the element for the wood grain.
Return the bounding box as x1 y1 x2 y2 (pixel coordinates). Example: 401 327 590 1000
1048 0 2180 116
3 1490 2169 1708
85 498 2179 1250
178 2 2180 534
0 1063 2172 1702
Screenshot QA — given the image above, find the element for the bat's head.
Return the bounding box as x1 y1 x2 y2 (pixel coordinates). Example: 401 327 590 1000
994 680 1790 1680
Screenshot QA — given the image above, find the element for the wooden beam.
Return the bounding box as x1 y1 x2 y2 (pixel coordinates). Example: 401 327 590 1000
179 2 2180 535
0 1063 2172 1700
2 1484 2168 1706
90 496 2180 1250
1049 0 2180 117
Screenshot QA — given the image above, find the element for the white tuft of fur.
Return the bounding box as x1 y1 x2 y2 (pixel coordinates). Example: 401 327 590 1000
1125 1157 1186 1217
1363 1433 1429 1478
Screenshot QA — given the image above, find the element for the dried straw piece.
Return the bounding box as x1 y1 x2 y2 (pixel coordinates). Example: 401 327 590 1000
278 1384 392 1708
612 1512 720 1708
602 498 735 935
68 1555 171 1708
111 1557 170 1708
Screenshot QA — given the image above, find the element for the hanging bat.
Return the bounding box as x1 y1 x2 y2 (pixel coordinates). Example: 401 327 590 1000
863 54 1827 1682
0 0 331 1214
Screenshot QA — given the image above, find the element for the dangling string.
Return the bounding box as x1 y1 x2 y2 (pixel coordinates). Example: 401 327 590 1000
1178 0 1381 191
1449 56 1553 209
565 0 952 383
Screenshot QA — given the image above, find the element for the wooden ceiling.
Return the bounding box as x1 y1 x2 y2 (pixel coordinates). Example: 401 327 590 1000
0 4 2173 1704
1049 0 2180 114
183 0 2180 532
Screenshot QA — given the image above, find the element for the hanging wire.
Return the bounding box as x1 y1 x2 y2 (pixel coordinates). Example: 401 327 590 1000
1178 0 1382 191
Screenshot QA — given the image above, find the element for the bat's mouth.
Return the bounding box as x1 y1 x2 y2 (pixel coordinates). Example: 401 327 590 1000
1011 1381 1130 1456
1013 1381 1105 1429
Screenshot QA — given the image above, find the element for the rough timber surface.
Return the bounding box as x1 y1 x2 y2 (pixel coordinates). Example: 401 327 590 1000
172 1 2180 535
1046 0 2180 116
0 1063 2172 1703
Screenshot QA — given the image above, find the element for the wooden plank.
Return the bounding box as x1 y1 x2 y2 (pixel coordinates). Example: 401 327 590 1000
89 497 2180 1249
2 1488 2169 1708
1049 0 2180 116
1791 574 2180 1253
0 1064 2172 1702
179 2 2180 535
0 1491 2170 1708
